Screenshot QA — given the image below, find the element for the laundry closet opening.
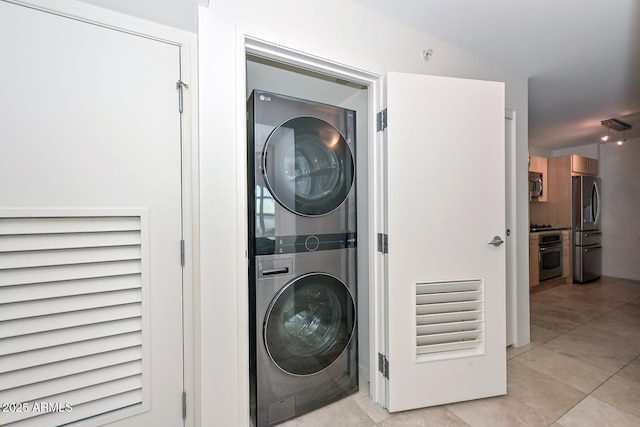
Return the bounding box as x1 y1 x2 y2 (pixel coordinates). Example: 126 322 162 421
245 53 372 398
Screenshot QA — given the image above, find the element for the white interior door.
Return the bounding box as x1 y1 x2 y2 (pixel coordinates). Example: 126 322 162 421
383 72 506 412
0 2 184 426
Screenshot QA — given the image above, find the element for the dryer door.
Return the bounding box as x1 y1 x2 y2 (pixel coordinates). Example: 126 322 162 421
263 117 354 216
264 273 356 375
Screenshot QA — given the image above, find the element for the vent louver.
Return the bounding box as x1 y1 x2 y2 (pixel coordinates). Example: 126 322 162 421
0 210 149 426
416 280 484 358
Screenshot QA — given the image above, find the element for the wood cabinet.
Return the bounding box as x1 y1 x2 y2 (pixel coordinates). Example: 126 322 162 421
545 154 598 227
528 155 548 202
529 233 539 289
546 156 573 227
529 155 547 173
571 154 598 175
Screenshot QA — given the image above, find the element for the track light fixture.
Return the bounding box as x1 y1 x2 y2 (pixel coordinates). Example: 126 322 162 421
601 118 632 145
601 118 632 131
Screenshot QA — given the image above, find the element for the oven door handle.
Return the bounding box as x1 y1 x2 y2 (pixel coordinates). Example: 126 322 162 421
538 244 562 251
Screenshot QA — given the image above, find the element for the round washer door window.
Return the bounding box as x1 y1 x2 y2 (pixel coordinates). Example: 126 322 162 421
264 273 356 376
263 117 354 216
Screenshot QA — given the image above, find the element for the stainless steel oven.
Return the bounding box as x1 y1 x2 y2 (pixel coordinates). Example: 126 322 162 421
539 232 562 281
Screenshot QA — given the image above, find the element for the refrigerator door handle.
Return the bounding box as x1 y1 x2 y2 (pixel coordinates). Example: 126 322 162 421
592 180 601 226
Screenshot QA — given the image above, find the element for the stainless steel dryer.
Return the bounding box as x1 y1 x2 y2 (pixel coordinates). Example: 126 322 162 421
247 90 357 257
247 90 358 426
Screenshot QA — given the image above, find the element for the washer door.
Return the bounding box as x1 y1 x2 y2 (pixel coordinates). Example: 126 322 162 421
264 273 356 376
263 116 354 216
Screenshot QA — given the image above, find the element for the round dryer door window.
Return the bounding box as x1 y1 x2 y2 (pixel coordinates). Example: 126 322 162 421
263 117 354 216
264 273 356 376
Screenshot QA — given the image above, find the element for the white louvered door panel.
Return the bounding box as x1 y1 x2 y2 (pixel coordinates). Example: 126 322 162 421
0 1 184 425
0 213 150 426
385 73 506 412
415 280 484 356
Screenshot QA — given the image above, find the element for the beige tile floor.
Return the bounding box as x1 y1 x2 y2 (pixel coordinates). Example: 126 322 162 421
281 276 640 426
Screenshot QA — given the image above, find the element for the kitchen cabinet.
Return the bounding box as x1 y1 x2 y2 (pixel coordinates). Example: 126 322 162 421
571 154 598 175
529 233 539 289
528 155 548 202
529 155 547 173
546 156 572 227
546 154 598 227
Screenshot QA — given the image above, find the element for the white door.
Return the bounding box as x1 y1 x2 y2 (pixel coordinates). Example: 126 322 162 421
0 2 184 426
383 72 506 412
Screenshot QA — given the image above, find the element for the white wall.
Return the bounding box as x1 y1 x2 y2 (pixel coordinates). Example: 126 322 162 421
78 0 197 32
531 142 601 160
553 143 600 160
600 138 640 280
528 145 553 158
198 1 529 425
246 58 365 105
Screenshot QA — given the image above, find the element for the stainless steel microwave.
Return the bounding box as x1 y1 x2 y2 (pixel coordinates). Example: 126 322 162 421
529 171 543 200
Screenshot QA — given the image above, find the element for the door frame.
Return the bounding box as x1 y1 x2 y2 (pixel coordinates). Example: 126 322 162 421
236 33 522 416
505 109 517 347
3 0 198 425
238 35 387 418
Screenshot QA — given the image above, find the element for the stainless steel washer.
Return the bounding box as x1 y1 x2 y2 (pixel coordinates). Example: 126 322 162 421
250 250 357 426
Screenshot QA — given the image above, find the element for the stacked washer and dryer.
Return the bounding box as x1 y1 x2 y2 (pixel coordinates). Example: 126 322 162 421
247 90 358 426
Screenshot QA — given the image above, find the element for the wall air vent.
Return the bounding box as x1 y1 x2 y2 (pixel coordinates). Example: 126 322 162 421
415 280 484 359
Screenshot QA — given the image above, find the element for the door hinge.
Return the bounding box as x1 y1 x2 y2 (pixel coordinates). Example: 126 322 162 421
182 391 187 419
376 108 388 131
176 80 189 113
377 233 388 254
180 239 185 266
378 353 389 379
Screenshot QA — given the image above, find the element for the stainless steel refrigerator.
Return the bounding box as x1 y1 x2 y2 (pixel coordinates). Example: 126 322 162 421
572 175 602 283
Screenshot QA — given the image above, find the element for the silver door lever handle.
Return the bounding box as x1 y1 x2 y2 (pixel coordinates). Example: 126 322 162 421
488 236 504 246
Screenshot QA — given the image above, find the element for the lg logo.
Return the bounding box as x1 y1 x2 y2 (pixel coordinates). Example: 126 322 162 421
259 95 271 101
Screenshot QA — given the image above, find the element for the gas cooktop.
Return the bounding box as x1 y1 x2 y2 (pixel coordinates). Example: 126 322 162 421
530 224 572 232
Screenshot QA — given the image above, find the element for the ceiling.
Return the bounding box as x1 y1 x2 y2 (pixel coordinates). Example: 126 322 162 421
352 0 640 151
